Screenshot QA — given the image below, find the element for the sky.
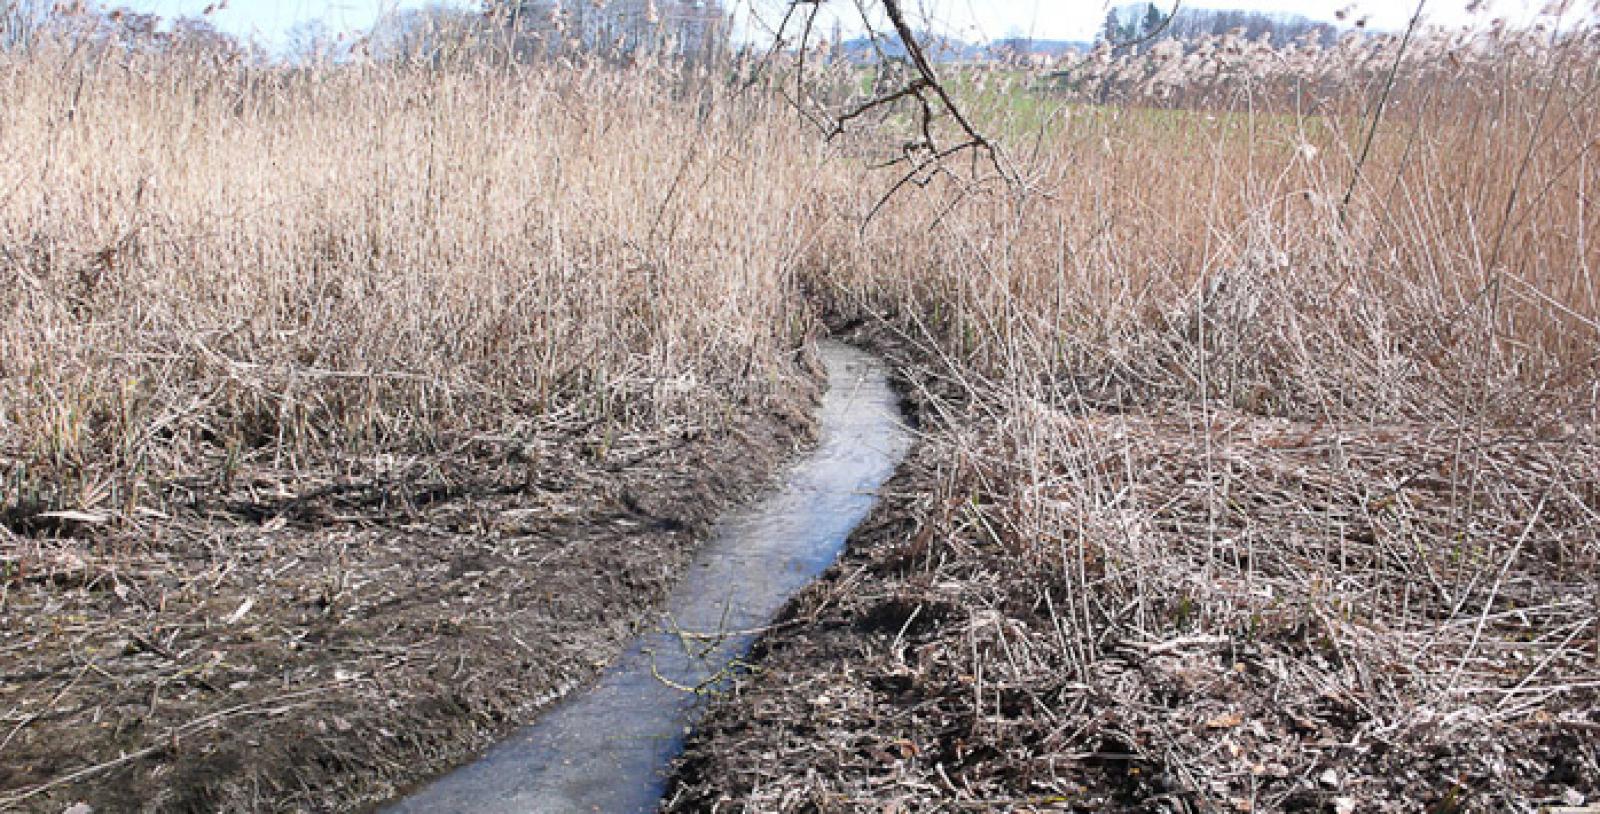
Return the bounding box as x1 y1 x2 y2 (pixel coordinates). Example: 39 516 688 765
114 0 1556 50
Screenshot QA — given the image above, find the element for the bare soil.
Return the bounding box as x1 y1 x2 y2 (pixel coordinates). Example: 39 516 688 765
0 382 817 813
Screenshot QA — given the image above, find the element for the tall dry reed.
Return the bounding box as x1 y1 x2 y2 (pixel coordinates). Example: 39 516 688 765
788 20 1599 806
0 45 829 523
1 17 1596 804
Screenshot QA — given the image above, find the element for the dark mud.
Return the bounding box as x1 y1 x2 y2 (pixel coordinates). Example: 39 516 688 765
0 371 816 813
387 340 910 813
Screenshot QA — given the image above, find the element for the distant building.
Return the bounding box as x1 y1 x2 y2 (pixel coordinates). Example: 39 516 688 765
988 37 1089 66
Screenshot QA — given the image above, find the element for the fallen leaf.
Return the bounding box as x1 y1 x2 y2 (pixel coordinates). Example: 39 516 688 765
1206 712 1244 729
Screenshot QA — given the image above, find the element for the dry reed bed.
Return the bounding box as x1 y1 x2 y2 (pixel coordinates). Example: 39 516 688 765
672 26 1600 812
1051 21 1600 111
0 47 837 810
0 19 1596 810
0 48 823 526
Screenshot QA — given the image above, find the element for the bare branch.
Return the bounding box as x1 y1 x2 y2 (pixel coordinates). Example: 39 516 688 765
827 77 929 140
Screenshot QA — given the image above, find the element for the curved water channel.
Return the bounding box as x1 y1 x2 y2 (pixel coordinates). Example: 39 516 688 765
386 341 911 814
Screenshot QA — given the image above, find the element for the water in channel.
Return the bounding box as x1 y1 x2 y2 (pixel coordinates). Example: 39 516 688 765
386 341 911 814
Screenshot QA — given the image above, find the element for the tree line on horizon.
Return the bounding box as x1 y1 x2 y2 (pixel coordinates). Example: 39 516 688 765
0 0 734 66
1098 2 1340 54
3 0 1356 67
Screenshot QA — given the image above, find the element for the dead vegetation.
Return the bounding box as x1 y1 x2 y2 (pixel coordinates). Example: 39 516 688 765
669 13 1600 814
0 37 827 812
2 399 809 812
2 4 1599 811
670 406 1599 811
0 45 820 528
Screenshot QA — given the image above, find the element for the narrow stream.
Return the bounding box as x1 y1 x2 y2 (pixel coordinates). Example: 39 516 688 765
386 341 911 814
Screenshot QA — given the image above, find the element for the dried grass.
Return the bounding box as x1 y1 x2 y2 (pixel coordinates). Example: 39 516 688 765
735 19 1600 812
0 44 823 527
1 14 1597 810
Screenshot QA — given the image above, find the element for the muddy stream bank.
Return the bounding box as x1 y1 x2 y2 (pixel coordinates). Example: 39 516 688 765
383 341 910 813
3 345 833 812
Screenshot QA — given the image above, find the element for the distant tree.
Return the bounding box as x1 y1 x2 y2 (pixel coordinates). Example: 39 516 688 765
166 15 245 61
1097 3 1337 48
19 6 249 62
1134 3 1171 53
1100 7 1142 54
481 0 726 64
367 5 486 66
0 0 50 50
1159 6 1337 45
286 18 336 63
99 7 162 46
1141 4 1168 38
1100 9 1123 45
